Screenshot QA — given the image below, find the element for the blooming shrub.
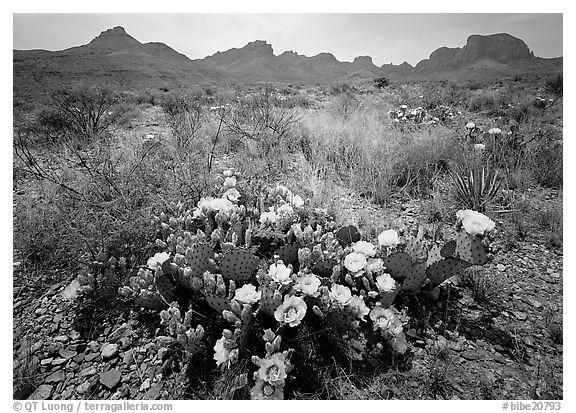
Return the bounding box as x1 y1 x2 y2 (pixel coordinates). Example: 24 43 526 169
112 170 497 400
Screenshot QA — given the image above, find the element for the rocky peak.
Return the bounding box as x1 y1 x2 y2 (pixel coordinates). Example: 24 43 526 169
460 33 531 62
353 56 374 66
243 40 274 55
88 26 141 52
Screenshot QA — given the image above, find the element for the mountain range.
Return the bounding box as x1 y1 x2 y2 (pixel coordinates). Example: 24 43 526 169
13 26 563 94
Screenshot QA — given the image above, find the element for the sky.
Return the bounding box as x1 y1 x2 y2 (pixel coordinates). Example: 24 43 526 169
12 13 563 66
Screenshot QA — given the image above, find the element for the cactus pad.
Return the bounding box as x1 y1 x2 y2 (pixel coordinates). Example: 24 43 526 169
220 249 259 282
179 340 204 355
335 225 361 247
325 310 357 334
440 240 457 258
205 292 232 313
237 312 254 349
155 275 177 303
311 259 337 278
186 244 214 278
401 262 427 292
276 244 300 268
454 232 489 265
382 252 413 282
135 292 168 310
427 257 471 286
378 289 399 308
259 285 283 318
405 238 428 264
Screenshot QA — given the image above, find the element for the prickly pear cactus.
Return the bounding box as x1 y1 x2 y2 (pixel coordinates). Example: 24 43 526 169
205 292 232 313
276 244 299 268
405 238 428 264
400 262 427 292
135 291 169 310
382 252 413 282
259 283 283 318
454 232 489 265
324 309 358 334
378 289 400 308
310 258 337 278
220 249 259 282
185 243 215 278
335 225 361 247
440 240 457 258
427 257 471 286
155 275 177 303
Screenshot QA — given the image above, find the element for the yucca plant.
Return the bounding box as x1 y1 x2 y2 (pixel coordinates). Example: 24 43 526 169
449 164 502 212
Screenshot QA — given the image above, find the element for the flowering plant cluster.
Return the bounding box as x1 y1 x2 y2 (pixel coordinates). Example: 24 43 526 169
113 171 497 400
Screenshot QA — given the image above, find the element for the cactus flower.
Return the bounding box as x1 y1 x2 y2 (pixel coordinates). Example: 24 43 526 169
224 176 237 188
254 352 290 383
274 295 307 327
296 274 321 297
344 252 367 273
377 229 399 248
352 240 376 257
375 273 397 293
213 337 231 367
370 307 403 335
456 210 495 236
147 252 170 269
347 295 370 319
329 284 352 305
289 194 304 208
259 208 277 225
366 258 384 273
233 284 261 305
268 261 292 285
277 203 294 216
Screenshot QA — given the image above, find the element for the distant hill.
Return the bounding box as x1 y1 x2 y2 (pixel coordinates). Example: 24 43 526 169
13 26 563 97
13 26 226 98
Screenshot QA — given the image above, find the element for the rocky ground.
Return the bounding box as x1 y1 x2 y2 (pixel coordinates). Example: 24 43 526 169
13 106 563 400
13 181 562 400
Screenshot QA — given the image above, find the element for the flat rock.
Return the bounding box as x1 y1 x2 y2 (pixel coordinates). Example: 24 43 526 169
101 343 119 359
80 366 97 378
45 370 65 383
108 323 133 343
100 369 122 390
512 311 527 321
143 383 162 400
27 384 53 400
51 358 68 366
88 341 101 352
76 380 96 395
59 349 77 359
85 353 100 363
54 335 69 343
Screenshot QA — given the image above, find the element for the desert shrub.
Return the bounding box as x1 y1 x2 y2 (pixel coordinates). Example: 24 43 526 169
460 267 503 303
47 86 131 143
468 94 496 112
222 87 299 171
374 77 390 89
450 164 502 212
544 74 563 98
160 93 205 150
331 90 360 120
531 145 562 188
